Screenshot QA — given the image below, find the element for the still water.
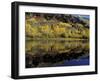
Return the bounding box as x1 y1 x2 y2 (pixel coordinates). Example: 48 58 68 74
25 40 89 68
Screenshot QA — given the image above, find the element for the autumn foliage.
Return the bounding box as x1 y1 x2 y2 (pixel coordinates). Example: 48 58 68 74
25 13 89 39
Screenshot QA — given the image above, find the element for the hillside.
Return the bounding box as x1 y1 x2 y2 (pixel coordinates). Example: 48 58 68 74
25 13 89 40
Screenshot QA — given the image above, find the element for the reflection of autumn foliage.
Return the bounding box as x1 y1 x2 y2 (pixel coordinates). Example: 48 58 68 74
25 40 89 67
25 13 89 39
26 40 89 56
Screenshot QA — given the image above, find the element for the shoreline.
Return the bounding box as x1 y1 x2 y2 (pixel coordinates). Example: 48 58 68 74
26 37 89 41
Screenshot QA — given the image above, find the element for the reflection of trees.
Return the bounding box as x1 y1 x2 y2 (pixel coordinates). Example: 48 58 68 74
26 40 89 55
25 40 89 68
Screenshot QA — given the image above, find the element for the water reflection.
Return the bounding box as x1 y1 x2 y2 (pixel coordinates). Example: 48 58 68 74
25 40 89 68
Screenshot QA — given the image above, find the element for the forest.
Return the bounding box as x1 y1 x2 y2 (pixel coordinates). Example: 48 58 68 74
25 13 89 40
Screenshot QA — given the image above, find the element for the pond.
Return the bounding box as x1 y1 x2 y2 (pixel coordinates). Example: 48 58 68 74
25 39 89 68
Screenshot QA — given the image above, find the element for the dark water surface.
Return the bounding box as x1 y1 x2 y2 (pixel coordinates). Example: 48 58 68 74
25 40 89 68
